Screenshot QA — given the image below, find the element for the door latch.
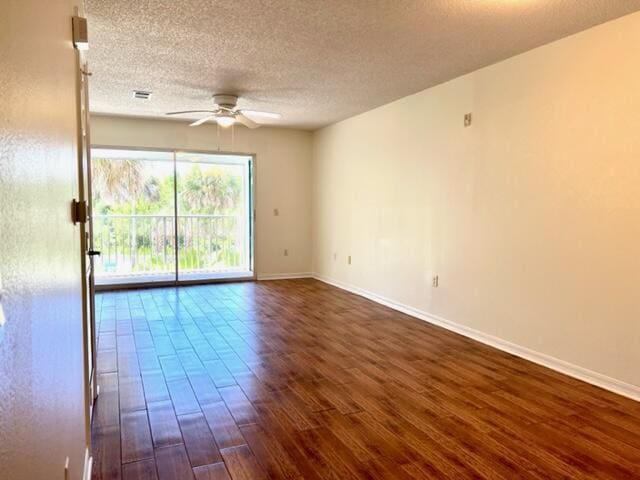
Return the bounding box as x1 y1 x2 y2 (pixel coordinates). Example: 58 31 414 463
72 199 88 224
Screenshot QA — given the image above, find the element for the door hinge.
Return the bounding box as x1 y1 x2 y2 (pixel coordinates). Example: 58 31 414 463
72 199 88 224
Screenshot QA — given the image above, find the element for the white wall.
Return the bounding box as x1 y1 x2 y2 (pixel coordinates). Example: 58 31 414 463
312 12 640 391
0 0 88 479
91 115 313 278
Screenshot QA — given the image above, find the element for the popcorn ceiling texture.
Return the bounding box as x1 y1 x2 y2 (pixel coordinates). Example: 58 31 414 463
86 0 640 130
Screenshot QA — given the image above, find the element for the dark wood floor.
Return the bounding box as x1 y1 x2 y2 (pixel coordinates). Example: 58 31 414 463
91 279 640 480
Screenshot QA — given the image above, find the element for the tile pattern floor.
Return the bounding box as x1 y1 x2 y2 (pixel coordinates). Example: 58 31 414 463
91 279 640 479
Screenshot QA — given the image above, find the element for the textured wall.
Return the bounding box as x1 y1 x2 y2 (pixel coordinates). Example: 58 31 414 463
312 12 640 388
90 115 313 278
0 0 87 479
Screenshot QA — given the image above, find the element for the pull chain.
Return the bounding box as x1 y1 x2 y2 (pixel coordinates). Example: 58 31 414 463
231 123 235 152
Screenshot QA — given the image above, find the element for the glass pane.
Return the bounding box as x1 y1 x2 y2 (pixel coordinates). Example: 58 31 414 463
176 152 252 281
91 148 176 285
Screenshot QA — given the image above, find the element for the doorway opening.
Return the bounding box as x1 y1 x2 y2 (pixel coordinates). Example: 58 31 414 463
91 147 254 288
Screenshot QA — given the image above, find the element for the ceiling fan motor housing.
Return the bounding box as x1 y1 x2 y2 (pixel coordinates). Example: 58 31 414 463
213 94 238 109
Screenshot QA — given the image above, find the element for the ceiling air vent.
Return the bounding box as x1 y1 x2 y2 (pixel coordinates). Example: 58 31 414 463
132 90 152 100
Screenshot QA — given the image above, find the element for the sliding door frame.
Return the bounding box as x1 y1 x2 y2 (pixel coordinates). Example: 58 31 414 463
91 144 257 291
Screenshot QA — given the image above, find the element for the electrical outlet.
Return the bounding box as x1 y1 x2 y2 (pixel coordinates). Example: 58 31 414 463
273 208 279 216
347 255 352 265
464 113 472 127
432 275 439 287
284 249 288 256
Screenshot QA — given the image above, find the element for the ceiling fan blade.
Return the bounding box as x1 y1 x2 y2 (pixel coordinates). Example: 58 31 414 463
166 110 217 115
239 109 281 119
190 115 217 127
235 113 259 129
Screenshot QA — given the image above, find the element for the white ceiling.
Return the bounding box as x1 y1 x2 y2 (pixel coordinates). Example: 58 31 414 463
86 1 640 130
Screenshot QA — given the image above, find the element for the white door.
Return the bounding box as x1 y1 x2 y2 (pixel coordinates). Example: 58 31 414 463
75 51 98 426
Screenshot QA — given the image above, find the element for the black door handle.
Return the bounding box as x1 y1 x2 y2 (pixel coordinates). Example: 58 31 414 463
88 250 101 256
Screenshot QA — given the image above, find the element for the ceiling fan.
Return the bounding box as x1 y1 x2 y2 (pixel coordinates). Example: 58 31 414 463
166 94 281 129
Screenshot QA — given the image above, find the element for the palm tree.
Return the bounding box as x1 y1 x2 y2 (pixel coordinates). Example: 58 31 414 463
178 166 242 260
180 166 241 215
92 158 146 265
92 157 145 204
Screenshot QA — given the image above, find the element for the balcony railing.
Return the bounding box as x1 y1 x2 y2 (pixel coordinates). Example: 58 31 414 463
93 214 247 280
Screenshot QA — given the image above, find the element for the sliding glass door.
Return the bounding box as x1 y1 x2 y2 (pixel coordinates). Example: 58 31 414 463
176 152 253 281
92 148 176 285
91 147 253 287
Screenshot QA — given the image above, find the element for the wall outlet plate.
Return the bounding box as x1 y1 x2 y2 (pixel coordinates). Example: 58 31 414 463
464 113 472 127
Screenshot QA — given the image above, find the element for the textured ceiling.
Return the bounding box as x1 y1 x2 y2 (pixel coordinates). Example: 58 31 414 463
86 1 640 130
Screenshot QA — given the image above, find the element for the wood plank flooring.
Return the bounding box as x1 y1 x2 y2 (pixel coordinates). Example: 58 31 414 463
91 279 640 479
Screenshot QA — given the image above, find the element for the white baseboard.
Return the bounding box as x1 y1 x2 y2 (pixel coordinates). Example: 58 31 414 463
82 448 92 480
257 272 313 281
313 274 640 402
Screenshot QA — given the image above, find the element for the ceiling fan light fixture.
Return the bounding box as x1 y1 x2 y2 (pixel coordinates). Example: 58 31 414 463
166 94 280 129
216 115 235 128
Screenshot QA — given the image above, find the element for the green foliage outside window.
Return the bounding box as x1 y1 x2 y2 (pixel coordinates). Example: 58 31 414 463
92 158 245 275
